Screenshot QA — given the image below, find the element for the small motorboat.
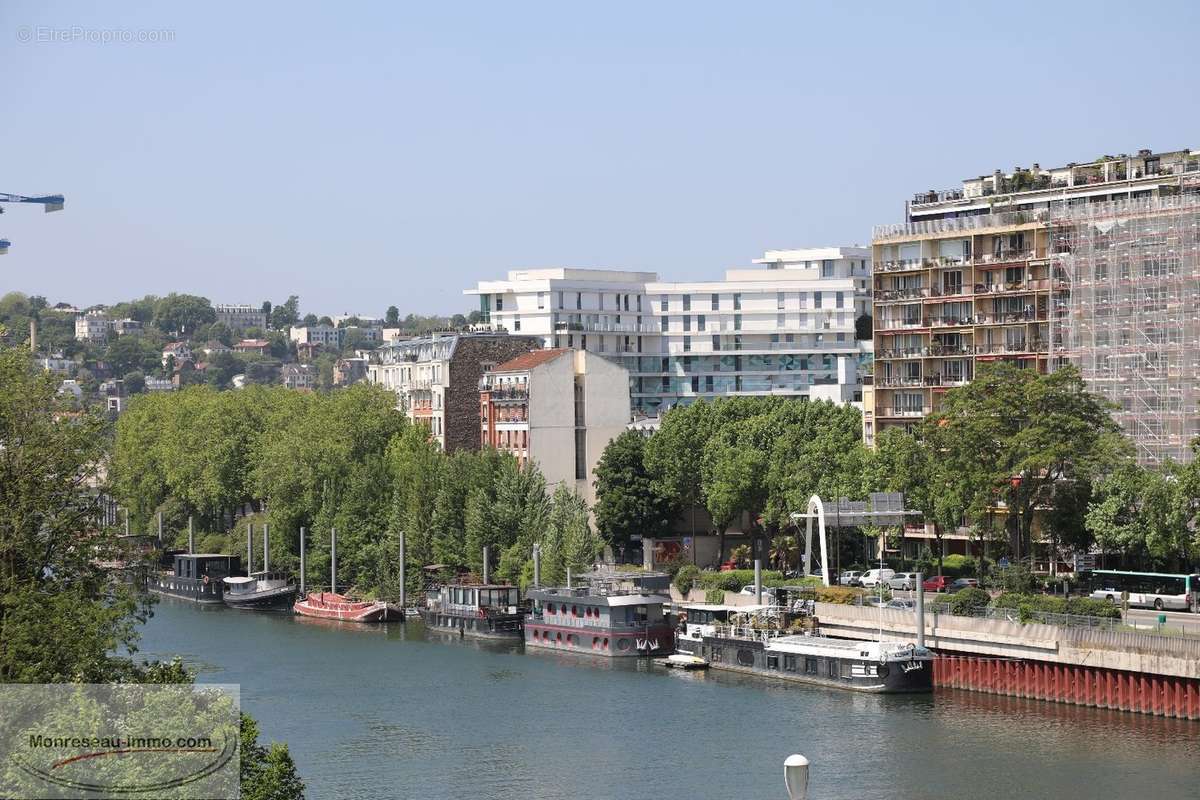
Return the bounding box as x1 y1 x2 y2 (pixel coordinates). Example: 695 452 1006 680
293 591 401 622
656 652 710 670
222 572 297 611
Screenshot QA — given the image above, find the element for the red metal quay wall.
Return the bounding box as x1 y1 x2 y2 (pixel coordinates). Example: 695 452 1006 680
933 655 1200 720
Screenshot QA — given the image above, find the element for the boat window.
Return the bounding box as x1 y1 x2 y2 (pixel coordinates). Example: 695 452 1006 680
783 654 797 671
766 654 780 670
828 660 839 678
804 658 818 675
736 649 755 667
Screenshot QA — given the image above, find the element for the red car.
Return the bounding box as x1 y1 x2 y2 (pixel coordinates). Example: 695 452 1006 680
718 560 738 572
922 575 950 592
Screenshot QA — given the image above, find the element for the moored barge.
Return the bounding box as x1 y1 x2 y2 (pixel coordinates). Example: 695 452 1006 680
677 603 933 693
525 575 674 657
294 591 401 622
149 553 241 604
423 583 524 638
222 571 297 611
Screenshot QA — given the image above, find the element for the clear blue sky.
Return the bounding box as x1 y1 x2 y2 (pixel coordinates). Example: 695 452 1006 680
4 1 1199 317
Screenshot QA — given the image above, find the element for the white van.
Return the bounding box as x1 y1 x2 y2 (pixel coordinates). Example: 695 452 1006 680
859 568 896 588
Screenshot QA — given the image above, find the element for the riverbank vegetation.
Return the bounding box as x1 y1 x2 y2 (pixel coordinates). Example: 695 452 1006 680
0 344 303 798
112 384 605 594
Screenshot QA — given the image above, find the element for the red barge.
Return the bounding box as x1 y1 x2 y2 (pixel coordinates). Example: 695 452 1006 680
293 591 401 622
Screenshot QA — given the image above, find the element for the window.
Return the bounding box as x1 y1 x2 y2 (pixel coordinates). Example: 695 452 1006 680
513 315 521 331
821 260 834 277
683 315 691 332
836 293 844 309
557 291 564 309
682 294 691 311
733 293 742 310
734 314 742 330
766 654 780 670
784 654 797 671
660 295 668 312
537 292 545 310
683 336 691 352
777 313 785 328
804 658 818 675
777 292 785 310
712 335 720 351
828 659 838 678
496 296 504 311
814 291 823 309
711 293 719 310
576 292 582 310
697 314 706 331
660 315 668 332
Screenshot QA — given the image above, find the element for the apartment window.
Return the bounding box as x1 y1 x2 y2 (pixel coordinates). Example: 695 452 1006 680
804 658 818 675
734 314 742 330
599 293 605 310
576 292 582 310
683 336 691 352
660 315 668 332
712 335 721 351
682 294 691 311
660 294 668 312
537 292 545 310
836 293 844 309
580 335 587 349
557 291 564 309
711 293 719 310
661 376 669 392
776 292 785 310
799 292 808 307
513 315 521 331
821 260 834 277
733 293 742 310
705 375 714 393
777 313 785 328
697 314 706 331
637 295 642 312
496 296 504 311
814 291 823 309
683 315 691 332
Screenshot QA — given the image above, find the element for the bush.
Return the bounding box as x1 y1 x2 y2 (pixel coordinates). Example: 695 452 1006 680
990 564 1037 594
813 586 863 604
694 569 783 592
950 586 990 615
990 592 1122 620
704 588 724 604
940 554 978 578
1065 597 1122 619
673 565 700 596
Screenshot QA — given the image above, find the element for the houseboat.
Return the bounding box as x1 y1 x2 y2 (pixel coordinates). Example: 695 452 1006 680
222 571 297 611
676 603 933 693
293 591 401 622
423 582 524 639
525 575 674 657
149 553 241 604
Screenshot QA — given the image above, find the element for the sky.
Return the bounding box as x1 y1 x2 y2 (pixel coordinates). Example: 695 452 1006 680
3 1 1199 317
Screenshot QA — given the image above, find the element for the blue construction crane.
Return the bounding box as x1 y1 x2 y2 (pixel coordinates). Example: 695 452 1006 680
0 192 65 254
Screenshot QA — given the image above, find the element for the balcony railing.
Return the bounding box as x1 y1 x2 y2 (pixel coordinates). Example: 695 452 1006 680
912 188 965 206
876 318 925 331
480 385 529 401
974 311 1047 325
875 406 929 417
977 341 1049 355
876 258 925 272
874 208 1051 241
973 279 1051 295
974 249 1036 266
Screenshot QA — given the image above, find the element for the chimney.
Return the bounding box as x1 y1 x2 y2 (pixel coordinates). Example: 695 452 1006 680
29 319 37 353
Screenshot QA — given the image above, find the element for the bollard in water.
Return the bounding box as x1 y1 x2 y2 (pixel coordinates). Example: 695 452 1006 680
784 753 809 800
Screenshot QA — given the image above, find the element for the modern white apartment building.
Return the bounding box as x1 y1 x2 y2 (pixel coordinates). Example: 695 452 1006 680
214 304 268 331
464 247 872 415
480 349 630 505
74 311 113 343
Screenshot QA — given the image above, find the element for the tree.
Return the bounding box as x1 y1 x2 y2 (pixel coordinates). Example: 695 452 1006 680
926 363 1128 563
240 714 306 800
593 431 675 551
271 296 300 330
703 443 766 563
385 306 400 326
0 345 142 681
123 370 146 394
153 293 216 335
301 313 318 327
105 335 160 375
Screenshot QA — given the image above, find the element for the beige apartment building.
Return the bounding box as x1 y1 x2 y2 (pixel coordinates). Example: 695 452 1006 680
868 147 1200 465
479 349 630 506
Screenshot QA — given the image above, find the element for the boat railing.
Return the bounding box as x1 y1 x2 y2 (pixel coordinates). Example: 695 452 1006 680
710 624 785 642
530 614 661 631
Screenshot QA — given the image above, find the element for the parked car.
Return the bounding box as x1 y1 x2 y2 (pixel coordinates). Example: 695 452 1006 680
738 585 777 601
718 560 738 572
946 578 979 594
887 598 916 610
859 568 896 588
838 570 862 587
888 572 920 591
922 575 950 593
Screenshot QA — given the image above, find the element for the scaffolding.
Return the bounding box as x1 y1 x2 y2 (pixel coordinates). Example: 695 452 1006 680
1050 193 1200 465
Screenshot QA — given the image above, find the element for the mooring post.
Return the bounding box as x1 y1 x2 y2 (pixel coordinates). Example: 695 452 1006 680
123 509 130 536
157 511 163 545
482 546 490 585
784 753 809 800
754 558 763 604
246 524 253 576
331 527 337 595
915 571 926 649
532 543 541 588
188 516 194 554
263 524 269 573
299 527 306 596
398 531 406 611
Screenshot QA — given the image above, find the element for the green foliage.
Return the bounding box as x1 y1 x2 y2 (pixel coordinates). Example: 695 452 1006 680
990 564 1037 594
949 587 991 615
153 293 216 335
593 431 676 546
990 592 1121 620
0 345 146 682
693 569 784 592
673 564 700 595
240 714 306 800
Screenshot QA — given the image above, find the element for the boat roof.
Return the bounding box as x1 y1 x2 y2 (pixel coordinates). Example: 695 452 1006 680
529 588 666 607
179 553 235 559
223 576 255 584
679 603 774 613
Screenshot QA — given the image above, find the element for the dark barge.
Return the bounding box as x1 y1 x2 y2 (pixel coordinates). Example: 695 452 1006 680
149 553 241 604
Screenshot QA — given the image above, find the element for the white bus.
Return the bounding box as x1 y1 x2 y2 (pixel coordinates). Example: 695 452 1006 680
1078 570 1199 612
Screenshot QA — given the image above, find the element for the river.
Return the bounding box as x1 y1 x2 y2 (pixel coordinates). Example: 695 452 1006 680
136 598 1200 800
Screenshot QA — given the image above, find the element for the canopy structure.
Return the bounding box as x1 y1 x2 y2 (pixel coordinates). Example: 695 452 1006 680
792 493 920 587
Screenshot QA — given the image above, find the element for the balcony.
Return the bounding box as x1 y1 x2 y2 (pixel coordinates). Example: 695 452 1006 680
912 188 965 206
974 311 1047 325
927 315 977 328
874 376 925 388
483 387 529 402
875 287 928 302
973 279 1051 295
974 249 1037 266
977 341 1049 355
876 318 926 331
874 208 1050 242
875 406 929 418
877 259 925 273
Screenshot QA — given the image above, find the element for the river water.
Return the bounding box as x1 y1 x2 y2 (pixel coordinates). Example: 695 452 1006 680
136 598 1200 800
